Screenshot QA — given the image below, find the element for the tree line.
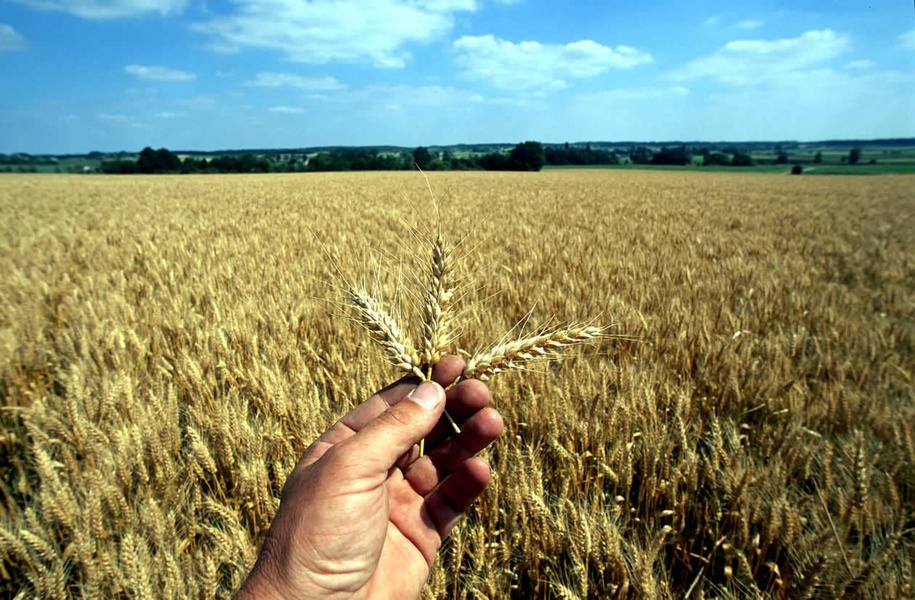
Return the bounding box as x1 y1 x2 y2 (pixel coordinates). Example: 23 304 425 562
100 143 550 174
94 143 872 175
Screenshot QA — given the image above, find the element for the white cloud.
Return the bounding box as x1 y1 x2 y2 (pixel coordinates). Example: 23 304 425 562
192 0 478 68
268 106 305 114
736 19 763 30
0 23 26 51
670 29 850 86
125 64 196 82
153 111 180 118
453 35 652 91
899 30 915 50
10 0 189 19
704 16 721 27
247 72 344 91
844 59 875 70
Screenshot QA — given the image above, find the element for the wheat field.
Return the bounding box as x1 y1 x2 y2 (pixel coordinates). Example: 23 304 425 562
0 170 912 598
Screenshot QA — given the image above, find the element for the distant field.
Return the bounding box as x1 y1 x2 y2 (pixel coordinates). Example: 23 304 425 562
1 171 912 598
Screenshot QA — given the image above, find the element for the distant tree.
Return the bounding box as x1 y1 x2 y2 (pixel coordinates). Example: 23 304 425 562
156 148 181 172
731 153 754 167
848 148 861 165
412 146 432 170
476 151 508 171
136 146 180 174
544 145 570 166
791 165 803 175
703 152 730 166
136 147 157 173
775 151 789 164
506 141 544 171
629 145 653 164
813 151 823 164
651 146 691 166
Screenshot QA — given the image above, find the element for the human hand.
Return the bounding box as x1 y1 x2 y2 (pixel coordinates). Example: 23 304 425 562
236 355 503 599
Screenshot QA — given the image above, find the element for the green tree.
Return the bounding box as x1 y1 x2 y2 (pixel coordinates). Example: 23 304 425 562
629 146 653 164
477 152 508 170
703 152 730 166
412 146 432 170
848 148 861 165
507 141 544 171
137 146 180 174
731 153 754 167
813 151 822 164
651 146 691 166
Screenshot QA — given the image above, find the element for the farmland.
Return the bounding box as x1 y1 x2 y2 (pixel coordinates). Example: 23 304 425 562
0 170 913 598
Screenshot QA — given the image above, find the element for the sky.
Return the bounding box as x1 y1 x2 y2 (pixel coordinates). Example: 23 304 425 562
1 0 913 154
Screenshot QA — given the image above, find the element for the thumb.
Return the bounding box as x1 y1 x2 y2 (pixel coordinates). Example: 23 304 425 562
344 381 445 473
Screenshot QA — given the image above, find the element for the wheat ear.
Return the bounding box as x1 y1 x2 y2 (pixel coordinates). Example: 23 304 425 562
347 288 425 379
347 286 461 443
463 325 605 381
420 228 455 368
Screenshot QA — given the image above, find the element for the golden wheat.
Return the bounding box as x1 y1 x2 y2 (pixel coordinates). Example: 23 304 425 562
0 170 912 598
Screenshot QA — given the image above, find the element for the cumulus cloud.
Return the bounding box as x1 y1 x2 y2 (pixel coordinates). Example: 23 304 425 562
192 0 477 68
125 64 196 82
670 29 850 85
247 72 344 91
453 35 652 91
0 24 26 51
10 0 188 19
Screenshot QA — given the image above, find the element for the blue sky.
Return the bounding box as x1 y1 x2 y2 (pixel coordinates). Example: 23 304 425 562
1 0 913 153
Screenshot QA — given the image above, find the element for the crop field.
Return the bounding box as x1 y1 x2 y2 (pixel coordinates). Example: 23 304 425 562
0 170 912 598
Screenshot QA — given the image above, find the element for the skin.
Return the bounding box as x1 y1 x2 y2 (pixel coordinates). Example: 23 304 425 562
236 355 504 599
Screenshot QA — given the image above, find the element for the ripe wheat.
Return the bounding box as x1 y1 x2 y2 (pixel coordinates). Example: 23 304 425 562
0 170 912 598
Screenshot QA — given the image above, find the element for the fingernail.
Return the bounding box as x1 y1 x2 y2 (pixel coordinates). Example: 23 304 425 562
408 381 444 410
